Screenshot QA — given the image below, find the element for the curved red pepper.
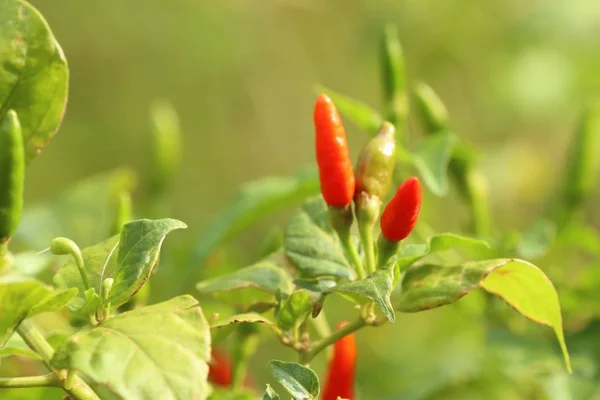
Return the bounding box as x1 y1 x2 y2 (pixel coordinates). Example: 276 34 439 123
314 94 355 207
380 177 422 242
322 322 357 400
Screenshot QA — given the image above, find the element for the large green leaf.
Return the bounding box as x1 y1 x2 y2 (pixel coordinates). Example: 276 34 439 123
16 168 136 249
0 329 41 360
51 295 211 400
191 168 319 267
0 275 76 345
410 130 457 197
285 196 353 279
0 0 69 161
395 258 571 372
315 85 383 136
54 218 186 314
394 233 490 270
268 360 319 400
330 266 396 322
211 312 274 345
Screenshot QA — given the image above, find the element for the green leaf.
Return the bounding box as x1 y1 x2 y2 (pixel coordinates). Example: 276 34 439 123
54 218 186 313
268 360 320 400
0 334 41 360
394 233 490 270
410 130 457 196
395 258 571 372
276 290 313 331
0 276 77 345
0 0 69 162
330 267 396 322
16 168 137 249
263 384 280 400
211 312 274 329
315 85 383 135
285 196 353 279
197 251 294 299
51 295 211 400
516 219 556 260
191 168 319 267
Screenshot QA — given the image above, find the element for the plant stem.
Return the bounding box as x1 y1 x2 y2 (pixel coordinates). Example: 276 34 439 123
16 320 100 400
310 311 332 340
359 224 376 275
340 234 365 279
305 318 366 363
0 374 60 389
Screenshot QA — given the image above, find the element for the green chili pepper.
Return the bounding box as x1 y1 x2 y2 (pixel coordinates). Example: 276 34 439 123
563 100 600 211
414 82 449 134
111 190 133 236
381 24 408 133
0 110 24 245
148 100 182 196
355 121 397 202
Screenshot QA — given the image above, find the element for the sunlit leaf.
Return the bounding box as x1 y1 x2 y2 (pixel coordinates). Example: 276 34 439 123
268 360 319 400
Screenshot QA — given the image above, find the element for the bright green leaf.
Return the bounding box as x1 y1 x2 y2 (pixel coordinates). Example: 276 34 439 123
0 275 76 345
285 196 353 279
395 258 571 372
276 290 313 331
315 85 383 135
0 0 69 162
211 312 274 329
410 131 457 196
54 218 186 313
330 266 396 322
16 168 137 249
268 360 320 400
191 168 319 267
51 295 211 400
394 233 490 270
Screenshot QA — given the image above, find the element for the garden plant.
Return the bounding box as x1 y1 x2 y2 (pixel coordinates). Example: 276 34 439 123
2 1 600 399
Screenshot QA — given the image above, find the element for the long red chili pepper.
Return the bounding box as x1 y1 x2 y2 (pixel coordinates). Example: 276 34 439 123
322 322 357 400
314 94 355 207
380 177 422 242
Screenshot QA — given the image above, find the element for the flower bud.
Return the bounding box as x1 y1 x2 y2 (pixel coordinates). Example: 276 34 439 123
355 121 396 201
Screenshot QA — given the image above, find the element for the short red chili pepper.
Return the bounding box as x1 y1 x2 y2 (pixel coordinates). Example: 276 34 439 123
208 348 233 387
322 322 357 400
314 94 355 207
380 177 422 242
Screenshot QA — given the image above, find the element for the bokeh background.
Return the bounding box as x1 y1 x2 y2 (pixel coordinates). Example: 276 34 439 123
12 0 600 398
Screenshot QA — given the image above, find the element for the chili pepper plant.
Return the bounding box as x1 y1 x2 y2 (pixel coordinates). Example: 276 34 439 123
1 1 598 399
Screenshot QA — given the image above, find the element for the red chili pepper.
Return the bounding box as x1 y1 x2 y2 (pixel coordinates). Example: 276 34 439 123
380 177 422 242
314 94 355 207
208 348 233 387
322 322 357 400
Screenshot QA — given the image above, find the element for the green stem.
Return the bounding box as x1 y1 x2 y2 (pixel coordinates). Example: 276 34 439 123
310 311 331 340
0 374 60 389
359 224 376 275
305 318 366 363
16 320 100 400
340 234 365 279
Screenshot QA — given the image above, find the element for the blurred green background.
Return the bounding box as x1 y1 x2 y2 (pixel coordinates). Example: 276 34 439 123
13 0 600 398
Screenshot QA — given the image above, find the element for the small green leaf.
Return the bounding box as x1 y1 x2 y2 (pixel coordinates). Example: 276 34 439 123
54 218 186 313
395 258 571 373
263 384 280 400
285 196 353 279
410 130 457 196
394 233 490 270
330 267 396 322
0 276 77 345
0 0 69 162
315 85 383 135
51 295 211 400
268 360 320 400
16 168 136 249
197 251 294 298
191 168 319 267
276 290 313 331
211 313 274 329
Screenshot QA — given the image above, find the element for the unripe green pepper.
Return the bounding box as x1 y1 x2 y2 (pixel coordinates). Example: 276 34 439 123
0 110 24 245
355 121 397 201
381 24 408 130
413 82 449 134
148 100 182 196
563 100 600 210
